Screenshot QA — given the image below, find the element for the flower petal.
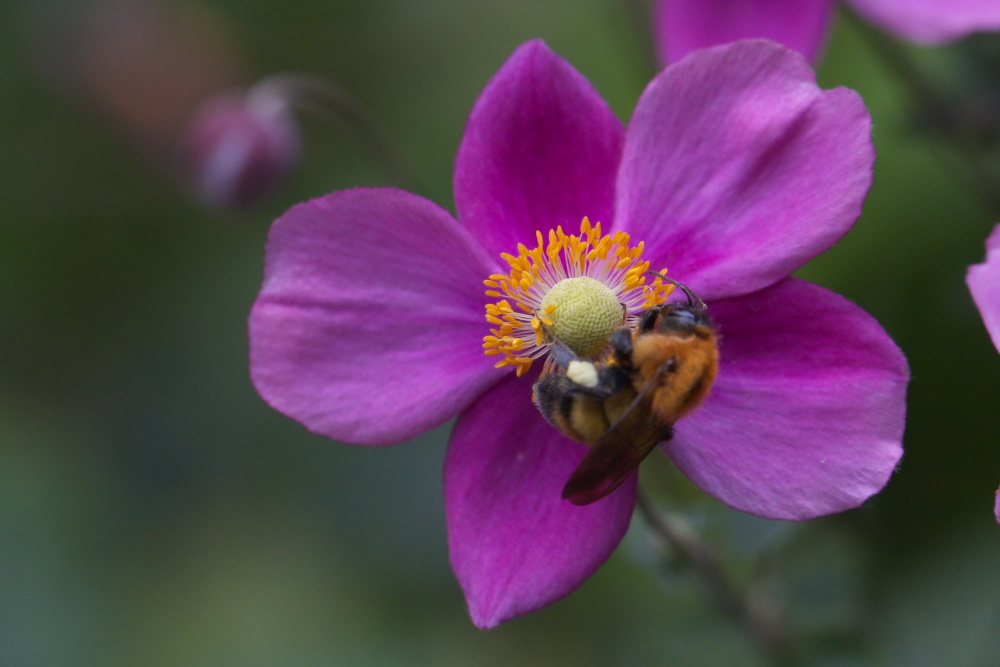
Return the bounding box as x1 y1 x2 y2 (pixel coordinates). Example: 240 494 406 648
250 188 502 445
995 486 1000 525
445 370 637 629
454 40 624 259
664 278 908 520
848 0 1000 44
616 40 874 302
654 0 836 64
966 223 1000 354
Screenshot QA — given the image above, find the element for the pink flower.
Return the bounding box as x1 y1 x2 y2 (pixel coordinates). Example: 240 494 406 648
655 0 1000 64
965 223 1000 525
967 225 1000 352
249 40 908 628
185 87 300 209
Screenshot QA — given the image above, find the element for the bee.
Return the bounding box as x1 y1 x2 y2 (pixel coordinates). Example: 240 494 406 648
533 278 720 505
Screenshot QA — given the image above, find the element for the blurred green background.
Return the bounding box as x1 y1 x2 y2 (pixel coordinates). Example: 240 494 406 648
2 1 1000 664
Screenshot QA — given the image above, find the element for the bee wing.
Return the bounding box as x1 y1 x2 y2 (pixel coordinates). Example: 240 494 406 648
561 428 668 506
561 367 675 506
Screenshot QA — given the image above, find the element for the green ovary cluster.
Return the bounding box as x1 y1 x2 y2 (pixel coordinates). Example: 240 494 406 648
540 276 623 357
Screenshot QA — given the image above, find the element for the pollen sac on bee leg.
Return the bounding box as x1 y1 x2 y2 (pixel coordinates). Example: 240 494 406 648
566 360 599 388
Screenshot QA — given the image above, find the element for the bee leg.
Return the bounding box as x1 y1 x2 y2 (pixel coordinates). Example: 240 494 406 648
639 307 661 333
610 327 632 352
547 337 582 370
609 327 635 367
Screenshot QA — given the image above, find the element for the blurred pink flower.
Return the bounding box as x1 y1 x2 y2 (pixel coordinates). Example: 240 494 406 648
184 87 300 209
965 223 1000 525
249 40 908 627
655 0 1000 64
967 224 1000 351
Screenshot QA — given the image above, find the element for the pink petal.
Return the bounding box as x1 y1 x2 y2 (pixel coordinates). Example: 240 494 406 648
996 486 1000 525
966 224 1000 354
664 279 908 520
445 371 637 629
250 188 502 445
848 0 1000 44
616 40 874 302
654 0 836 64
995 486 1000 525
454 40 624 259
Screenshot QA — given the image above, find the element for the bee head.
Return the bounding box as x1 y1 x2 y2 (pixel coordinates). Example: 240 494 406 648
641 273 713 334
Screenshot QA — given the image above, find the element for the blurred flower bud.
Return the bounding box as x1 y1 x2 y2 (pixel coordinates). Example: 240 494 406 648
185 86 300 209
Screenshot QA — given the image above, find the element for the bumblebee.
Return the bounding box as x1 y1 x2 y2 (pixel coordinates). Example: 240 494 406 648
533 279 720 505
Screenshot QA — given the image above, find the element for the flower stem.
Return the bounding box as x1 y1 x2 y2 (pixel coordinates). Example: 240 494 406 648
635 487 799 665
252 73 426 194
620 0 661 79
843 10 1000 216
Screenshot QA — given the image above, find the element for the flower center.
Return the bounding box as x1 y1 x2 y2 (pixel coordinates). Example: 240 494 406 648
483 217 673 376
538 276 622 357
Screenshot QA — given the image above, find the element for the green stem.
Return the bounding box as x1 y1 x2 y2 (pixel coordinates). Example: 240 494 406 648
844 10 1000 215
253 74 426 194
635 487 799 665
619 0 661 79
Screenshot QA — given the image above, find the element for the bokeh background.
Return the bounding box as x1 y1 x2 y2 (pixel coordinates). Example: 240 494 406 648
3 1 1000 664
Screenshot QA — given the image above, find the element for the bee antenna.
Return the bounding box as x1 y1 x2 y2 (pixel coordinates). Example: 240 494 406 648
647 272 707 311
